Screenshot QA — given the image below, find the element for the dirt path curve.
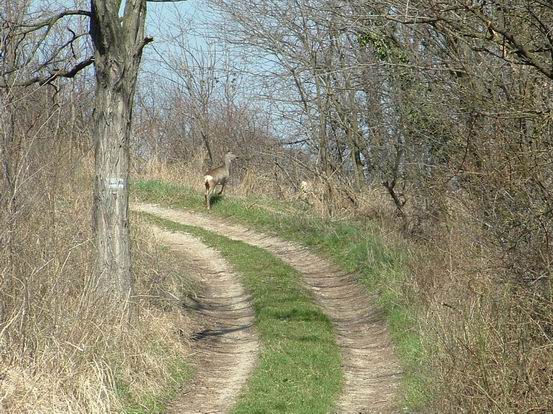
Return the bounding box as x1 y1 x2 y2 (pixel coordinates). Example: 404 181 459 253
137 204 402 414
149 226 258 414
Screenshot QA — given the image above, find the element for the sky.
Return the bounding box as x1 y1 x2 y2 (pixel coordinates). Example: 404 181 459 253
36 0 287 138
140 0 224 84
144 0 211 59
140 0 273 114
139 1 297 140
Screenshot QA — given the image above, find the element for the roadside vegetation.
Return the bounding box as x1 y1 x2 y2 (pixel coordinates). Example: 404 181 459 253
141 213 343 414
0 154 196 412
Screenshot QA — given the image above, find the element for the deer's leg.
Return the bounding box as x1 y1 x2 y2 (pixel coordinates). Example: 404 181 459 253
208 187 216 209
218 182 226 195
205 181 211 209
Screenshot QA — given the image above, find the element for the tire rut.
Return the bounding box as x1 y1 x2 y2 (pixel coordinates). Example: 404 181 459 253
137 204 402 414
149 226 258 414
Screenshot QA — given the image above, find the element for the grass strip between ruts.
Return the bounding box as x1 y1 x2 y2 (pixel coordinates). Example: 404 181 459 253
140 212 343 414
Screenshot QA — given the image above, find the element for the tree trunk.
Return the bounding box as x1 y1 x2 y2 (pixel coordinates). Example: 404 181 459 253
90 0 148 301
0 0 27 254
348 107 365 190
92 79 134 299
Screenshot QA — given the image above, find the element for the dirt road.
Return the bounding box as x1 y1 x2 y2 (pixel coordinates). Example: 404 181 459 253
150 227 258 414
138 204 402 413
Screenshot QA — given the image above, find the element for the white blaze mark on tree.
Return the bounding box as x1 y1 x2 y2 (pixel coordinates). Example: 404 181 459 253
108 178 126 189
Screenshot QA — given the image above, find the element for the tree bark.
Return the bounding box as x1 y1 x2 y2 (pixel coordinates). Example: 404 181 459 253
91 78 134 299
90 0 148 301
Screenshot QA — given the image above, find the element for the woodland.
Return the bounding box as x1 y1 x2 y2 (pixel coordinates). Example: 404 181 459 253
1 0 552 412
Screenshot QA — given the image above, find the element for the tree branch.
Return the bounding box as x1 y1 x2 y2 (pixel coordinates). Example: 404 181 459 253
139 36 154 54
464 6 553 80
0 56 94 88
2 28 88 78
282 138 307 146
8 9 91 34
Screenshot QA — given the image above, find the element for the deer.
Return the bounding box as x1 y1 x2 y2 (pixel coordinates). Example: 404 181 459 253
204 151 238 209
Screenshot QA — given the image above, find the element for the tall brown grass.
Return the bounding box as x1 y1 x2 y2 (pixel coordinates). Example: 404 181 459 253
411 197 553 412
0 147 194 413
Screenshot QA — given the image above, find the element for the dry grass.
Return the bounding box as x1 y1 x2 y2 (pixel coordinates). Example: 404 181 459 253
134 153 393 220
411 199 553 412
134 152 207 190
0 152 196 413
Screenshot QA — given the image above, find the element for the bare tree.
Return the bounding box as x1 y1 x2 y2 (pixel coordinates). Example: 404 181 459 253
152 40 220 164
89 1 150 301
1 0 185 305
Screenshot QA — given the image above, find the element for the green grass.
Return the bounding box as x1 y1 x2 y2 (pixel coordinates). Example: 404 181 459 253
132 179 430 409
141 213 343 414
